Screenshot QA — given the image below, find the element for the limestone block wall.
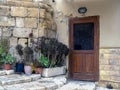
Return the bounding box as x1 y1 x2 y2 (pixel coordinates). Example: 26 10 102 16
99 48 120 88
0 0 56 61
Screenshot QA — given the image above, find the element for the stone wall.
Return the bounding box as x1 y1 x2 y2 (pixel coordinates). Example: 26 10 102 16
0 0 56 61
99 48 120 88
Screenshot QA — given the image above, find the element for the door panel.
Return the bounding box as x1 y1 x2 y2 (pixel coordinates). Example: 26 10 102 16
69 16 99 81
84 54 94 72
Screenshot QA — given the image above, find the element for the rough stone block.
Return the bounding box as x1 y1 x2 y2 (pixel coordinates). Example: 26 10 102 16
27 8 38 17
0 5 10 16
13 28 32 37
109 59 120 65
32 29 38 38
7 0 33 7
99 58 109 65
10 37 17 46
24 18 37 28
32 28 45 38
100 71 109 76
18 39 28 47
39 22 47 30
100 65 120 71
0 27 11 37
40 9 46 18
16 18 24 28
100 75 111 81
0 0 6 3
0 16 15 26
46 12 52 19
109 71 119 76
11 7 27 17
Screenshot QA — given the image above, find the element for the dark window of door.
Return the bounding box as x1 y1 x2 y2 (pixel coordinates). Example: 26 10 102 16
73 23 94 50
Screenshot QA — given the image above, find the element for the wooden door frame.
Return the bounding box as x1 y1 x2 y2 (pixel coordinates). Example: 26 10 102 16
68 16 100 81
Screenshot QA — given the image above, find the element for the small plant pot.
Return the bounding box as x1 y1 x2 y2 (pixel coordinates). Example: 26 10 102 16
15 63 24 73
24 65 32 75
4 64 11 70
35 68 43 74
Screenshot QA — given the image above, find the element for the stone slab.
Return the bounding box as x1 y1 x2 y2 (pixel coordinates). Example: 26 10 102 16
0 16 15 26
0 5 10 16
16 18 24 28
13 28 32 37
57 80 96 90
11 7 27 17
24 18 37 28
27 8 38 17
0 70 14 76
0 74 41 85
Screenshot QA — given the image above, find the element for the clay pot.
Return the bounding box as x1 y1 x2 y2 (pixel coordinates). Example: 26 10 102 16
35 68 43 74
24 65 32 75
4 64 11 70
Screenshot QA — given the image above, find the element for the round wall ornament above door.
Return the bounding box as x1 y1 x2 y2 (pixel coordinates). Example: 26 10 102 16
78 7 87 14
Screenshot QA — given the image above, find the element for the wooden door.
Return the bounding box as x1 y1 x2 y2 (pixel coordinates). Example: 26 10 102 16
69 16 99 81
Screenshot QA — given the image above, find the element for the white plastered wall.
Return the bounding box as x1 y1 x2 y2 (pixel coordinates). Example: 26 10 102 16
51 0 120 47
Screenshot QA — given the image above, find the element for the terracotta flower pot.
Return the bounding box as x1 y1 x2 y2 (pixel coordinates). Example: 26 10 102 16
4 64 11 70
24 65 32 75
35 68 43 74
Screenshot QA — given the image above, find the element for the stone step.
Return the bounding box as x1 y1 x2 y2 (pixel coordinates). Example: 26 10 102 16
56 80 96 90
0 70 14 76
0 74 41 85
0 75 67 90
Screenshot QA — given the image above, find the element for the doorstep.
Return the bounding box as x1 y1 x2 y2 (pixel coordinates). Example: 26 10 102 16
0 73 67 90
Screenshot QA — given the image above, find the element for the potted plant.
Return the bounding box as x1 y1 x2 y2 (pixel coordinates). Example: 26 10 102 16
31 36 69 77
23 41 33 75
35 55 49 74
1 53 16 70
0 37 16 70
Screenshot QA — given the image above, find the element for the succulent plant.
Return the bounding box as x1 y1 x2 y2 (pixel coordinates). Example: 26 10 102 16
31 36 69 68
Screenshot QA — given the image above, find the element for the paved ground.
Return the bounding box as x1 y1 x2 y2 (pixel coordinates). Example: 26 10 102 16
0 70 117 90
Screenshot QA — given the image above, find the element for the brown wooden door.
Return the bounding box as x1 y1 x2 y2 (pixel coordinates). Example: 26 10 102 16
69 16 99 81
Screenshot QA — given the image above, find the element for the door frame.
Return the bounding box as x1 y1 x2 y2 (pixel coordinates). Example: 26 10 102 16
68 16 100 81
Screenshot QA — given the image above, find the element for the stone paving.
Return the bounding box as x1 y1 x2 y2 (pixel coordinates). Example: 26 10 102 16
0 70 117 90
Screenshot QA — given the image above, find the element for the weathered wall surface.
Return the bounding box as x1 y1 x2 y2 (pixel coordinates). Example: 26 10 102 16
0 0 56 61
99 48 120 88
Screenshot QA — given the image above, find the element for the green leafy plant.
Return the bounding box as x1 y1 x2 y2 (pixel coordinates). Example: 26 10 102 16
1 53 16 64
0 38 16 65
38 55 49 68
0 38 9 53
